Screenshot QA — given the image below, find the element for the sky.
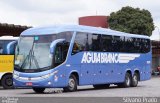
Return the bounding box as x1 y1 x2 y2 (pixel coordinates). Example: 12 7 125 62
0 0 159 40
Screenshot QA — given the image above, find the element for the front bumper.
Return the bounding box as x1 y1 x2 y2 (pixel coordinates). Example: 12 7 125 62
13 76 56 88
13 69 67 88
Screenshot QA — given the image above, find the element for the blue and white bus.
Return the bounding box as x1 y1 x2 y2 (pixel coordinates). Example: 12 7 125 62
13 25 151 93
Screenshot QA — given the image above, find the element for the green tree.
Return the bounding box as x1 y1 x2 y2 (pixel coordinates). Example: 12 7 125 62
108 6 154 36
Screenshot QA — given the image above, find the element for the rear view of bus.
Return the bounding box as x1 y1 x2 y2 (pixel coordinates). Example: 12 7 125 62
0 36 18 89
13 25 151 93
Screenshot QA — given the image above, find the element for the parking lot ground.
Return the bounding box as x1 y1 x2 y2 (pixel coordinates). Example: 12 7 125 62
0 76 160 97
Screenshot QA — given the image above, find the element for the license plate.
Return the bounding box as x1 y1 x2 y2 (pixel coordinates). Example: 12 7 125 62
26 82 32 86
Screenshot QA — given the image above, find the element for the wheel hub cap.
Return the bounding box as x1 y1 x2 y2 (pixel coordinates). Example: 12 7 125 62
69 79 75 89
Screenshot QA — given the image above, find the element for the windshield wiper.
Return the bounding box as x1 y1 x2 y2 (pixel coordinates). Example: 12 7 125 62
29 49 39 69
20 42 40 69
20 49 32 69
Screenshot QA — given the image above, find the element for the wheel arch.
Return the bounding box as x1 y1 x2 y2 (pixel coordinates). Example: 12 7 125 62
0 72 13 89
126 69 132 76
69 71 79 85
1 72 13 80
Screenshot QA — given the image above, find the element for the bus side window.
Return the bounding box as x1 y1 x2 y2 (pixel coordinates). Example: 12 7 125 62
141 39 150 53
72 32 88 55
72 43 81 53
112 36 120 52
91 34 101 51
72 32 102 55
146 39 151 53
101 35 112 52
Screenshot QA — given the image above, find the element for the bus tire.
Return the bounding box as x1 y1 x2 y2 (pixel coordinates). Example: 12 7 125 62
63 74 77 92
118 72 131 88
131 73 139 87
32 88 45 93
1 74 14 89
93 84 110 89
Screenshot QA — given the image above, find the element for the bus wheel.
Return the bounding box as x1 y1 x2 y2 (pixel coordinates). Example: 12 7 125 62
93 84 110 89
63 74 77 92
131 73 139 87
1 74 14 89
32 88 45 93
118 72 131 88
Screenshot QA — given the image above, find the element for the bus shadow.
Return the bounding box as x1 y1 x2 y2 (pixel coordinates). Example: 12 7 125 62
76 85 145 92
22 85 146 95
0 87 32 90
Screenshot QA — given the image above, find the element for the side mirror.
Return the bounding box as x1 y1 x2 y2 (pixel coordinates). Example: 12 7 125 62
50 39 65 54
7 41 18 54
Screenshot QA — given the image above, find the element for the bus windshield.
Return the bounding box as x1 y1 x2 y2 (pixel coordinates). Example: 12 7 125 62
15 36 54 70
15 32 73 72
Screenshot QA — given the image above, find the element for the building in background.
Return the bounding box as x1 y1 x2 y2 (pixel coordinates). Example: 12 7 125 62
0 23 31 37
79 16 109 28
152 40 160 72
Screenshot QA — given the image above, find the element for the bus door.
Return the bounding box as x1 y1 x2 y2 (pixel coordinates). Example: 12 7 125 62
50 39 70 86
53 42 69 67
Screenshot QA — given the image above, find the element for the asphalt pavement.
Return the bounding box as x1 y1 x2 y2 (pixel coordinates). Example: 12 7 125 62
0 76 160 103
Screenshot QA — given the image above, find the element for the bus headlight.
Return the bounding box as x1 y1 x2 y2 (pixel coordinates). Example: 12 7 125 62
41 74 51 79
41 70 58 79
51 70 58 75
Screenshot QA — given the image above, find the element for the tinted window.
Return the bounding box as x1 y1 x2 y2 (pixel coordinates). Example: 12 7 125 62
124 37 134 52
112 36 121 52
140 39 150 53
101 35 113 52
72 32 88 54
72 32 101 54
72 32 150 54
0 40 15 54
57 32 73 42
110 36 150 53
91 34 101 51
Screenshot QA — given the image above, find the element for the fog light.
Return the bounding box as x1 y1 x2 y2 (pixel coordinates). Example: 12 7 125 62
48 82 51 85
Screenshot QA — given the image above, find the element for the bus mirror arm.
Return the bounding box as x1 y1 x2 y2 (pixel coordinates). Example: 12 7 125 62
50 39 66 54
7 41 18 54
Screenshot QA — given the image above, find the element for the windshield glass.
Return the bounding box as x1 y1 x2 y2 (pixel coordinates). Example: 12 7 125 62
15 32 73 72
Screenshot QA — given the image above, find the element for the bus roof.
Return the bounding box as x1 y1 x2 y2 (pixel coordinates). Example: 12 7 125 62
0 36 19 40
21 25 150 39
